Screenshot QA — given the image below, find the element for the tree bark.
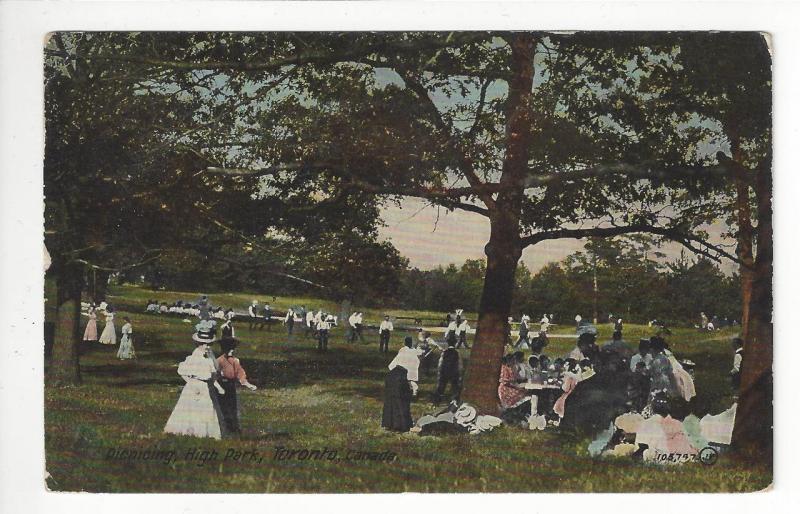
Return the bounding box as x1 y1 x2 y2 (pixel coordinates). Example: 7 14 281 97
732 163 772 463
461 33 535 413
462 220 523 412
47 261 84 386
732 142 755 340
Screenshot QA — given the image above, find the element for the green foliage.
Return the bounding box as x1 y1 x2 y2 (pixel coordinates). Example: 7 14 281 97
395 237 740 325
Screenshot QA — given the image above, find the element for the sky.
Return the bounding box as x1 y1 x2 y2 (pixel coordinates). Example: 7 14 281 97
378 198 737 274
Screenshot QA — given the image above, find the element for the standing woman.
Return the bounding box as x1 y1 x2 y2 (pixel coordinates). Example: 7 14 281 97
82 304 98 343
117 316 136 359
98 306 117 345
381 366 414 432
164 321 226 439
216 337 257 433
382 337 423 432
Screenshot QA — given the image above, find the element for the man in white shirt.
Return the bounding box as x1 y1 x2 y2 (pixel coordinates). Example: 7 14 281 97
348 312 359 343
248 300 259 330
379 315 394 353
540 314 550 333
305 310 315 338
354 312 364 343
316 315 332 351
455 316 470 349
284 307 295 335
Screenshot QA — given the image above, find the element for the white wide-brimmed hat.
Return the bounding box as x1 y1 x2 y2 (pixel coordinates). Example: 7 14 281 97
192 319 217 344
454 404 477 425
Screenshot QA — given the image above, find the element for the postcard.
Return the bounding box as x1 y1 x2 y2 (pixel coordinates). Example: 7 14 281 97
40 29 772 493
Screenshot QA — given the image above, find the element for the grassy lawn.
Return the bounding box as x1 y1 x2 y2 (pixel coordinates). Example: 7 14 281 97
44 285 770 493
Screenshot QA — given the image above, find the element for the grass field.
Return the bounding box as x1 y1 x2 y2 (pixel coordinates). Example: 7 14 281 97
43 285 771 493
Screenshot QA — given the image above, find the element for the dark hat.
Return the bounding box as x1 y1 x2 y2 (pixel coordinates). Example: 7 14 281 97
219 337 238 354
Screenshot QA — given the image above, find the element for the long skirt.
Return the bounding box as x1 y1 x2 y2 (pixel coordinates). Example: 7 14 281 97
117 334 135 359
99 321 116 345
218 379 241 433
164 379 225 439
381 367 413 432
83 319 98 341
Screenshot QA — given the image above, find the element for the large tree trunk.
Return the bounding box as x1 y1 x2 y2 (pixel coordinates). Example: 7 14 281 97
47 261 84 386
461 33 535 413
732 163 772 463
461 221 522 412
732 143 755 340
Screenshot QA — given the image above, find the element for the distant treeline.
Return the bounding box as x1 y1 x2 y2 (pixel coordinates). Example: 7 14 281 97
118 236 739 327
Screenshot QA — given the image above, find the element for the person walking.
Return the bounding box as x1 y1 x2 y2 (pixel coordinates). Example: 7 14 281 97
164 321 226 439
116 316 136 359
379 315 394 353
98 307 117 345
82 304 98 342
216 337 257 434
433 341 462 405
316 314 333 351
248 300 259 330
455 316 470 349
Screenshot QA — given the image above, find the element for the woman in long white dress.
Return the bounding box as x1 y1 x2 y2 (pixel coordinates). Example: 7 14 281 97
98 308 117 345
82 306 98 342
164 321 226 439
117 317 136 359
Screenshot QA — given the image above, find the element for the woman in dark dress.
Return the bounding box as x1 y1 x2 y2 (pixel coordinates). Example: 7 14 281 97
381 366 414 432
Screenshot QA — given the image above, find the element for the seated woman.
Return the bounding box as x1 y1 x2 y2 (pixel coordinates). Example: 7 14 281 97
498 354 531 424
662 341 696 402
634 392 698 464
553 358 581 418
527 356 545 385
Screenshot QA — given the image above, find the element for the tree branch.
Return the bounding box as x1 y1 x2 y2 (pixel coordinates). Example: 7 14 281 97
525 158 744 188
521 224 742 264
393 68 496 210
76 34 491 73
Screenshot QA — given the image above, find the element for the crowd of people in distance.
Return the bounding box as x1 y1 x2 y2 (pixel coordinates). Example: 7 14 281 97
698 311 739 331
145 297 237 322
281 305 338 351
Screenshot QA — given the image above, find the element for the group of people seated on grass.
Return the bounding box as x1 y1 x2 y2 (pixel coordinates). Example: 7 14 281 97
698 311 739 331
496 323 740 463
145 298 236 321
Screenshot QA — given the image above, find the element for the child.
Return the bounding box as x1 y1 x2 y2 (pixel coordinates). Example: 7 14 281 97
117 316 136 359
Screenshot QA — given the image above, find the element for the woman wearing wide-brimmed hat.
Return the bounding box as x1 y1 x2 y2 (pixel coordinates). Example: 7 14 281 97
215 337 257 433
164 321 226 439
